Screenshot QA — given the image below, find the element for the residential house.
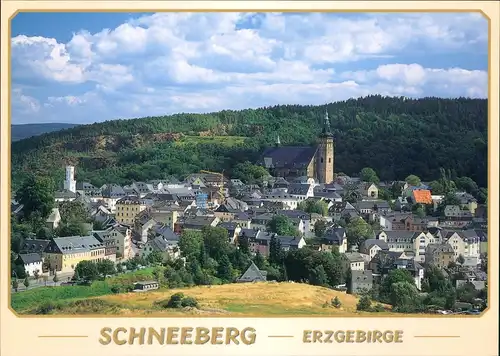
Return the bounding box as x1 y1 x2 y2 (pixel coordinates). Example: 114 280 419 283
214 204 240 222
91 205 113 223
442 230 481 265
409 189 433 206
179 216 220 232
359 239 389 261
233 212 251 228
250 212 275 231
349 270 373 294
309 213 332 238
390 258 425 290
343 252 366 271
376 230 437 261
101 184 126 212
16 253 43 277
140 225 180 261
54 190 78 202
218 222 241 244
277 235 307 252
93 229 118 263
328 201 357 222
115 196 147 225
368 250 410 274
76 182 102 201
20 239 50 256
225 197 249 211
425 243 455 269
43 235 106 274
394 197 410 212
322 227 348 253
359 183 378 199
45 208 61 230
236 262 267 283
111 224 133 260
455 192 478 214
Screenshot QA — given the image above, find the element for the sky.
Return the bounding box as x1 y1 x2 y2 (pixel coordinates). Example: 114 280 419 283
11 12 488 124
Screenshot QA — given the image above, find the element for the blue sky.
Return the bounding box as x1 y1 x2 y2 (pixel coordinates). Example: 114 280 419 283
11 12 488 124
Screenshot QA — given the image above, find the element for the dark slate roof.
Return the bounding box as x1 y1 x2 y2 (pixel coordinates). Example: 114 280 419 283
361 238 389 251
277 210 309 220
18 253 42 265
55 190 78 199
237 262 267 282
324 228 346 244
287 183 311 195
260 146 317 169
153 224 179 241
426 243 454 254
101 184 126 198
21 239 50 254
117 195 142 204
277 235 303 247
344 252 365 263
239 228 261 239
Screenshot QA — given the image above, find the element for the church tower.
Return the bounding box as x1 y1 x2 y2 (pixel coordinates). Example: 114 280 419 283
316 109 334 184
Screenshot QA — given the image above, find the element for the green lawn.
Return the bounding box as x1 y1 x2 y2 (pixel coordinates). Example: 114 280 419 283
11 268 156 313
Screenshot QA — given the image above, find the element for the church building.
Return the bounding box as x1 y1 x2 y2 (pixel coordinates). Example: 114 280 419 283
259 110 335 184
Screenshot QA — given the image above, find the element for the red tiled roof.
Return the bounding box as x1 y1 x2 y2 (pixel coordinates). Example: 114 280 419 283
413 189 432 204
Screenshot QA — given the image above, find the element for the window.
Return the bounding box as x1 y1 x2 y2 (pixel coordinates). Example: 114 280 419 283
328 158 331 163
321 158 324 163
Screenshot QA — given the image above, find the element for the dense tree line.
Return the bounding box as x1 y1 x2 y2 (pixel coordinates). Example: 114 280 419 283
11 96 487 190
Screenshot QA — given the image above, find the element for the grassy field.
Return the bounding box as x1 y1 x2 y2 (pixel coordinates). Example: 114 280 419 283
11 268 156 313
174 135 247 147
16 281 395 317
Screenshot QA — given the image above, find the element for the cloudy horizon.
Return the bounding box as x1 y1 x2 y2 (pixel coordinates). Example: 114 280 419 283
11 12 488 124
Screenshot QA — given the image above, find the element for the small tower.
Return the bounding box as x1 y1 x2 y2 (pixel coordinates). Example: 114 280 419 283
316 109 335 184
276 135 281 146
64 165 76 193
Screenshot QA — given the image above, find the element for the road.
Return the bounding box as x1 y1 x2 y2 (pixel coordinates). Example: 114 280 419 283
11 272 74 293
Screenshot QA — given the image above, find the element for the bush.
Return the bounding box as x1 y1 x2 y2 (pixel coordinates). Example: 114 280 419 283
331 296 342 308
372 303 385 312
181 296 199 308
157 293 199 309
167 293 185 308
357 295 372 311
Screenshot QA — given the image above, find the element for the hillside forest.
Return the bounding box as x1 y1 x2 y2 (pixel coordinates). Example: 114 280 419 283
11 96 488 191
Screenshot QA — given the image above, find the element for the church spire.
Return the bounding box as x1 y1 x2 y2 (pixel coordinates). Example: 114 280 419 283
322 108 332 136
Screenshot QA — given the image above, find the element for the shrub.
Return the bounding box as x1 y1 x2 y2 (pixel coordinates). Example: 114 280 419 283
167 293 185 308
331 296 342 308
181 296 199 308
356 295 372 311
372 303 385 312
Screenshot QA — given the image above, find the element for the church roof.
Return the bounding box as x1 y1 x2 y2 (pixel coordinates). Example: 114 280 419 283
260 146 317 169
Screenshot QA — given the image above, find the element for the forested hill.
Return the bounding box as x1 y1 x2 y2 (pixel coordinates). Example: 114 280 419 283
11 123 79 142
11 95 487 190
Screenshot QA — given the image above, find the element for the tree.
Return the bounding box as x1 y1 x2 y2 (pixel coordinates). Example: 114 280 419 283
58 201 91 224
390 282 419 312
454 177 478 195
15 174 55 221
202 226 231 261
405 175 421 187
12 279 19 292
269 235 284 265
314 220 328 238
380 269 415 301
33 269 40 282
357 295 372 311
253 251 265 269
331 296 342 308
297 200 329 216
457 254 465 265
179 230 203 259
360 167 380 184
147 251 165 265
414 205 426 218
74 260 99 281
232 161 269 184
345 217 373 248
23 276 30 289
56 221 88 237
238 235 250 255
97 259 116 276
53 272 59 283
309 265 328 287
216 254 234 282
267 215 299 236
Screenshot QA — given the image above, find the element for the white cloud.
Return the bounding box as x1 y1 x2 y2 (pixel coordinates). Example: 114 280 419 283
11 12 488 124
